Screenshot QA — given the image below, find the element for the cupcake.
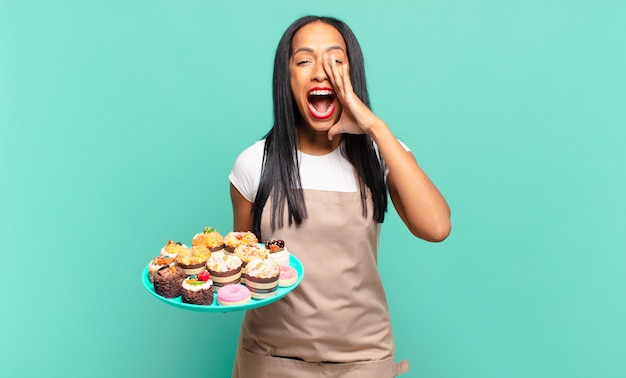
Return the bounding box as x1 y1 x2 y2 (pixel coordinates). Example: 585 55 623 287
160 240 187 259
181 271 214 305
217 284 251 306
235 243 269 284
245 258 280 299
152 265 185 298
192 226 225 253
206 251 243 290
265 238 291 266
234 243 269 265
176 245 212 276
148 255 176 283
224 231 258 255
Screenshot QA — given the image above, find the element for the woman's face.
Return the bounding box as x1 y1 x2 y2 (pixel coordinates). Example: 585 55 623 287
289 21 348 131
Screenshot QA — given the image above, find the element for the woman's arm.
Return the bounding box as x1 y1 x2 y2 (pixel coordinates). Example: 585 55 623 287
230 183 254 232
325 54 451 241
370 122 451 242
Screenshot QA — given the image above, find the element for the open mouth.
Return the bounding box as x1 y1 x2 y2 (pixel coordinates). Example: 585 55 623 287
307 88 336 120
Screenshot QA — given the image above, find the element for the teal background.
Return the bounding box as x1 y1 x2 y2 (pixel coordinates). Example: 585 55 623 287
1 1 625 377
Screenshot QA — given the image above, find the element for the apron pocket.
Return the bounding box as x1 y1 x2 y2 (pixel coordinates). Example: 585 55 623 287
234 347 406 378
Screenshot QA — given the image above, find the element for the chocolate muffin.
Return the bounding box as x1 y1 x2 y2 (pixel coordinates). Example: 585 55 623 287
152 265 184 298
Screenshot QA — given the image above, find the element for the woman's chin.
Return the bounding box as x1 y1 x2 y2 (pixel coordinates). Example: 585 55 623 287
301 120 333 135
302 112 341 132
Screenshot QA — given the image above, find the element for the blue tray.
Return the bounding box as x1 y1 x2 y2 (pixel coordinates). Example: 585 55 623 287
142 254 304 312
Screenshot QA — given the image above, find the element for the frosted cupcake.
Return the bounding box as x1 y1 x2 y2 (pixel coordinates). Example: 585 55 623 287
176 245 212 276
192 226 225 253
181 271 214 305
234 243 269 265
148 255 176 283
160 240 187 259
223 231 258 255
265 238 291 266
245 258 280 299
235 243 269 284
206 251 243 290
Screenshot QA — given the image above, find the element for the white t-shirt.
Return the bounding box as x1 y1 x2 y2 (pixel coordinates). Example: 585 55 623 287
229 139 409 203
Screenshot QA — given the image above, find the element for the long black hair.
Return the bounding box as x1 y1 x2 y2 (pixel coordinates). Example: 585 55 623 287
252 16 388 237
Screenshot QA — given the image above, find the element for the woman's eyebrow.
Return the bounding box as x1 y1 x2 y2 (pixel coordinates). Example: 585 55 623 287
293 45 345 54
325 45 345 53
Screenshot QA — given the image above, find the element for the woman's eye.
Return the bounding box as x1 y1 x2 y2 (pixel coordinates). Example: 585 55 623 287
297 60 311 66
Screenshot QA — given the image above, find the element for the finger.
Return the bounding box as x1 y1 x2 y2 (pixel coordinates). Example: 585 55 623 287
327 118 344 141
323 53 338 86
326 54 345 97
341 63 353 97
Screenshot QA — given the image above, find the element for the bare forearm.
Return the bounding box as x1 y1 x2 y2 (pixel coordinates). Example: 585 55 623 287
368 121 451 241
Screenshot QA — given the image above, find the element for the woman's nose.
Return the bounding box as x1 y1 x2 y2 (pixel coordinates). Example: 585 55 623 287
312 60 328 82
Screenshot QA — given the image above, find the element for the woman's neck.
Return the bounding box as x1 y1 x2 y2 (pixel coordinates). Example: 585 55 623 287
296 126 342 156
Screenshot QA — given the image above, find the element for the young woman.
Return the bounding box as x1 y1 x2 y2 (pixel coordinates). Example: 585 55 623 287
229 15 451 377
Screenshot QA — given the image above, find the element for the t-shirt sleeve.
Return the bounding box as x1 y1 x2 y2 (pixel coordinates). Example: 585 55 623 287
228 141 264 203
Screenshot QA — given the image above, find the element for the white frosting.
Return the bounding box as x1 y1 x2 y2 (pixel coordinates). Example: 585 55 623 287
160 243 187 258
268 249 291 266
182 278 213 292
207 251 243 271
245 258 280 279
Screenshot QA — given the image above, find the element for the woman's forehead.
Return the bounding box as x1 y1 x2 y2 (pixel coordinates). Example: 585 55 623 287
291 22 346 53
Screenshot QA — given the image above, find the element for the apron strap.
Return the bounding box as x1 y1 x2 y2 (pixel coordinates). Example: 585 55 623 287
395 360 410 376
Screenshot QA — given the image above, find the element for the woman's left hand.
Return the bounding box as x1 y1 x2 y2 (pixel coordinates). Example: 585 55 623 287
324 53 380 140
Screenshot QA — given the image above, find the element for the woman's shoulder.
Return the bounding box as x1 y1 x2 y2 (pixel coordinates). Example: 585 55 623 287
229 139 265 203
237 139 266 159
